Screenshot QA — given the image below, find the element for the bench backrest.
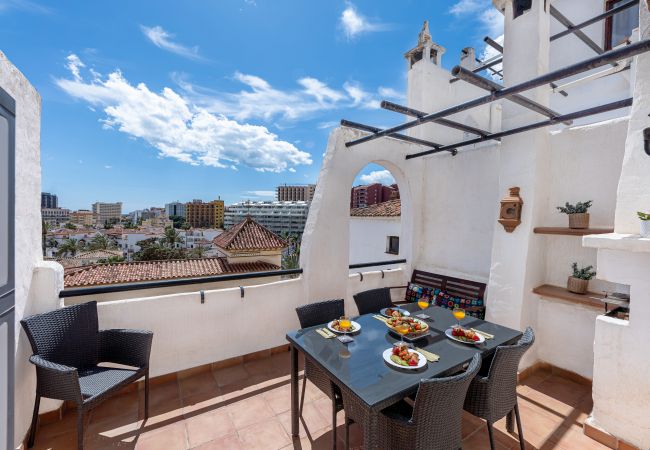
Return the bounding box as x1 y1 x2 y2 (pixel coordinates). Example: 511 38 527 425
410 270 487 300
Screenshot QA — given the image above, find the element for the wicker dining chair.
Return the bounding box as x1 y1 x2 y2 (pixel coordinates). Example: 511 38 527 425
352 288 393 315
20 301 153 450
295 299 345 449
342 353 481 450
463 327 535 450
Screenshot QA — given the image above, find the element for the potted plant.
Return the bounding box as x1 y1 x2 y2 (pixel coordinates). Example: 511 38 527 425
567 262 596 294
638 211 650 238
557 200 593 229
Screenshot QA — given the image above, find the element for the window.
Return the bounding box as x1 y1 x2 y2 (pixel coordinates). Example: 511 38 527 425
605 0 639 50
386 236 399 255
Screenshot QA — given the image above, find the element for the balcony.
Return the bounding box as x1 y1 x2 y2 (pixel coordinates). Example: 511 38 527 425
29 349 599 450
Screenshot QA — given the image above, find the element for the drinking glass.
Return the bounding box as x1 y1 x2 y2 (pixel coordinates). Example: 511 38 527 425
452 308 465 328
396 322 410 343
339 316 352 331
417 296 430 311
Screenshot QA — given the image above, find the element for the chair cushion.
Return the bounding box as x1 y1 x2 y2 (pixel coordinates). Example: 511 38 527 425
78 366 140 399
433 288 485 319
404 282 433 303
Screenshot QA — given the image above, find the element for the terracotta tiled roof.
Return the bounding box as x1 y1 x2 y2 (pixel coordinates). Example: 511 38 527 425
350 199 401 217
56 249 123 269
63 257 280 288
213 217 287 251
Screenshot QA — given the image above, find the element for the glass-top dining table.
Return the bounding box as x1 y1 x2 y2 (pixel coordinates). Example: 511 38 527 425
286 303 523 448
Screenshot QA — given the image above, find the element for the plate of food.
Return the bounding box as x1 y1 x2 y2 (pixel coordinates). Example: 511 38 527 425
385 316 429 340
445 327 485 345
380 307 411 318
327 319 361 334
383 344 427 369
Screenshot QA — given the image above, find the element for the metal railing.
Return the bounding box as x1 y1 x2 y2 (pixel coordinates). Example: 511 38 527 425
58 259 407 298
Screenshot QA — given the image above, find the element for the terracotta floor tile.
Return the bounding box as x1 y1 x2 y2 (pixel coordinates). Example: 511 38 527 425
191 433 244 450
185 407 236 448
462 411 486 439
237 417 291 450
179 371 220 399
263 382 293 415
90 392 140 424
277 401 330 439
31 429 78 450
549 424 612 450
135 421 188 450
86 415 143 449
461 426 516 450
244 357 283 378
536 376 591 407
227 394 275 429
213 365 249 388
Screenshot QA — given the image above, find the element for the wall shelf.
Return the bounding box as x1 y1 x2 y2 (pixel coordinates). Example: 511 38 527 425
532 284 606 309
533 227 614 236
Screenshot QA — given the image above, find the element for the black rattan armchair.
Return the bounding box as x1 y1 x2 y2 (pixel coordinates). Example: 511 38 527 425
352 288 393 315
463 327 535 450
342 353 481 450
295 299 344 449
20 301 153 450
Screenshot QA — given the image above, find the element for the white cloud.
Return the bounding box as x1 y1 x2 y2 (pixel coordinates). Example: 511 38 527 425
104 165 112 169
480 9 504 37
360 169 395 185
0 0 50 14
56 55 312 173
66 54 85 82
317 121 338 129
450 0 484 16
141 25 204 61
339 2 387 40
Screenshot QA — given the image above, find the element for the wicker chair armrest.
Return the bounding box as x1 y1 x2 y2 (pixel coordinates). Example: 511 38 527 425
99 329 153 368
29 355 82 403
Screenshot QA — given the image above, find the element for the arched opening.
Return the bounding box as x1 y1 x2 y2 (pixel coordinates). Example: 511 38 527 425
348 163 402 268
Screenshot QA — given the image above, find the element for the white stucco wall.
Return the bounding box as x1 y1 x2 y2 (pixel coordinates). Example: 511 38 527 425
1 51 66 448
349 217 401 266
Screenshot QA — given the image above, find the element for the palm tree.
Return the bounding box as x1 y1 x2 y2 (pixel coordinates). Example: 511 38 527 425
42 220 49 256
56 238 80 257
161 226 184 249
188 246 207 259
88 233 116 251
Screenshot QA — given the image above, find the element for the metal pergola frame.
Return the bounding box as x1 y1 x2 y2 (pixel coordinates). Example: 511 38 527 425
340 38 650 160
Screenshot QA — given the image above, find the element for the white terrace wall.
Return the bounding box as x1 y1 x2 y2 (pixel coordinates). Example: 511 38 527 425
0 51 65 448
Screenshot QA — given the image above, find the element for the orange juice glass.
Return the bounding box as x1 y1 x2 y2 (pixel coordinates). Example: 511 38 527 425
339 316 351 331
452 308 465 328
396 323 410 343
418 297 430 310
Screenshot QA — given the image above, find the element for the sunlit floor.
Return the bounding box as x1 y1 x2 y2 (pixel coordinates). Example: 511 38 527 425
30 351 605 450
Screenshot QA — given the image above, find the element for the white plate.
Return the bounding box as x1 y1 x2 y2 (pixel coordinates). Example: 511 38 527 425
382 348 427 370
327 320 361 334
445 328 485 345
380 307 411 318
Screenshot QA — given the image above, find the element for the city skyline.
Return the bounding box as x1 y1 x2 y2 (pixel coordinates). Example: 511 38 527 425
2 0 502 211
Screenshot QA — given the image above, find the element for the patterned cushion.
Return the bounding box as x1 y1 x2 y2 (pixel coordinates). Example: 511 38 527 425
404 282 434 303
433 288 486 319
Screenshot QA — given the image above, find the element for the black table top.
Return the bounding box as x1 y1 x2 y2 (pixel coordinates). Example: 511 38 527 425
286 304 522 409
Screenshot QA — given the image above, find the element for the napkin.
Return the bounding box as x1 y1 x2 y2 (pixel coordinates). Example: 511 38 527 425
471 328 494 340
316 328 336 339
372 314 388 322
415 347 440 362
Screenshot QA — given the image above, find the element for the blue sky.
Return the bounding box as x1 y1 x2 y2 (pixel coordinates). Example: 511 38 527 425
1 0 502 212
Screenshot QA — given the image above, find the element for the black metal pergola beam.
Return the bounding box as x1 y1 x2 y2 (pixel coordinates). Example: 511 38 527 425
449 55 503 83
381 101 490 137
551 0 639 42
550 5 604 55
345 39 650 148
339 119 456 155
453 67 573 125
405 97 632 159
484 36 503 54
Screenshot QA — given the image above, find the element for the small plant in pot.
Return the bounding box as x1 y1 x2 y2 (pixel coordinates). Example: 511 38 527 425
557 200 593 229
638 211 650 238
567 262 596 295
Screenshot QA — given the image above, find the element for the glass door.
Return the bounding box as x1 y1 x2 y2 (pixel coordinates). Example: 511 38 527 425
0 86 16 450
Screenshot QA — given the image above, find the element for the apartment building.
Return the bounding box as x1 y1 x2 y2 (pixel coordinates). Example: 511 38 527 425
224 201 309 235
40 192 57 209
350 183 399 209
92 201 122 225
69 210 97 227
186 199 225 228
164 201 186 218
41 208 70 225
276 184 316 202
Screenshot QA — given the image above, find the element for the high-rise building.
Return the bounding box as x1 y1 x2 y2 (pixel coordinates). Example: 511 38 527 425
70 210 97 227
224 201 309 235
41 192 58 209
92 202 122 225
276 184 316 202
41 208 70 225
350 183 399 209
165 201 186 218
186 199 225 228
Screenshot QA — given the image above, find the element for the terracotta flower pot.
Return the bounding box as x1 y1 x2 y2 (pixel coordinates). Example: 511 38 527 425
568 213 590 229
567 276 589 294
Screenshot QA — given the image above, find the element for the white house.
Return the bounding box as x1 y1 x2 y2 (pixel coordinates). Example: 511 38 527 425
349 199 401 265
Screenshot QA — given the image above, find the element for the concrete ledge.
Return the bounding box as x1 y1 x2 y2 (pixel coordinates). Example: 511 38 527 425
582 233 650 253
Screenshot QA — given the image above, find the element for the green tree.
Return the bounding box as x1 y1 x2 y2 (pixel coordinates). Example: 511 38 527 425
161 226 184 248
281 233 301 270
56 238 81 257
88 233 116 251
169 215 187 229
97 255 125 264
133 238 186 261
64 222 77 230
188 246 207 259
123 221 137 229
42 220 49 256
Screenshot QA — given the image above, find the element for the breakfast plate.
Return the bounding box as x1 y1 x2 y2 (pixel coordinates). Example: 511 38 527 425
327 320 361 334
380 307 411 318
445 327 486 345
382 346 427 370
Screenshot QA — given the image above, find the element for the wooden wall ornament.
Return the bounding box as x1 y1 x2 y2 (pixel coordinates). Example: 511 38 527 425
498 187 523 232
